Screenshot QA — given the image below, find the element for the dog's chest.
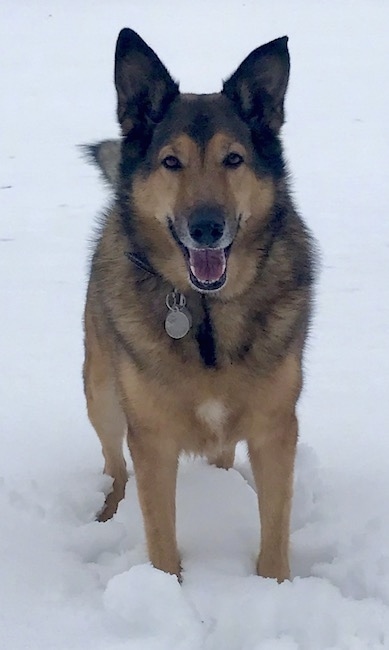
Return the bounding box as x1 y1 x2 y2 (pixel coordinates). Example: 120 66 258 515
192 398 231 454
196 399 228 435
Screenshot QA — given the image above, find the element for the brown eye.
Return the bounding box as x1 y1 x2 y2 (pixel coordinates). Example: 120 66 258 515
223 152 244 168
162 155 182 170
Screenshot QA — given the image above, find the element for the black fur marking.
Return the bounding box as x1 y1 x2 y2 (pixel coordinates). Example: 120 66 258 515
196 296 217 368
266 204 286 241
79 142 101 168
250 205 286 281
115 28 179 134
222 36 289 135
151 95 251 155
185 112 212 151
124 251 158 276
118 195 137 247
121 125 153 178
250 127 286 179
233 340 253 362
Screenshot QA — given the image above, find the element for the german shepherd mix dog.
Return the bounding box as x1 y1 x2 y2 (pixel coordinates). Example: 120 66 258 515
84 28 315 583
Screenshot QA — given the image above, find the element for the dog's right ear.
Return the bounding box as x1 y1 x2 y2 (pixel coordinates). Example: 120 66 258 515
115 28 179 136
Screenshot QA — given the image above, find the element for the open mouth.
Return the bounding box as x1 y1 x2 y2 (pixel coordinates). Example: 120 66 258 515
186 247 229 291
167 219 232 292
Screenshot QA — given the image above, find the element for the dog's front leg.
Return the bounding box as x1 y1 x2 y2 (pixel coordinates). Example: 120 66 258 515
128 432 181 579
248 412 298 583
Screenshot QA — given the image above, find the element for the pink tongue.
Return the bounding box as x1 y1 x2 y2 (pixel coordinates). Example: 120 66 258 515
188 248 226 283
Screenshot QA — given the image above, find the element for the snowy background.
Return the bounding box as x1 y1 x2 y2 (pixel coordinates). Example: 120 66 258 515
1 1 389 648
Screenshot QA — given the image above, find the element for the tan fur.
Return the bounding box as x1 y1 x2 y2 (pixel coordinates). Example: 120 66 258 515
84 292 301 578
84 189 308 580
83 31 314 584
131 133 274 299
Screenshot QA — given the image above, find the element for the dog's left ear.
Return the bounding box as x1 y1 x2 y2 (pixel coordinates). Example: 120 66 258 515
222 36 290 134
115 28 179 136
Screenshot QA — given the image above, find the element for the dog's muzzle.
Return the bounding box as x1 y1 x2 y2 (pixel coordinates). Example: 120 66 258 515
169 205 235 292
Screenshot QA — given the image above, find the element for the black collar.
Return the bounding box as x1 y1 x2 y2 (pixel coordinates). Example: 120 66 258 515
124 251 157 276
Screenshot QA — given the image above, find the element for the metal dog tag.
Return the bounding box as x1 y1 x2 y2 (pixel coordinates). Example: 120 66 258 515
165 309 191 339
165 291 192 339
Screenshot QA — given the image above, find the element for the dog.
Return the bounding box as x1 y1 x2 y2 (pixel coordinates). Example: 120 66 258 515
83 28 315 583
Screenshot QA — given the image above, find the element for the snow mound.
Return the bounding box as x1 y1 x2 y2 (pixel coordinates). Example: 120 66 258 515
104 564 204 648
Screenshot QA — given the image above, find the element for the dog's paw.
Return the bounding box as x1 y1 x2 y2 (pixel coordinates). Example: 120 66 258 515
257 553 290 583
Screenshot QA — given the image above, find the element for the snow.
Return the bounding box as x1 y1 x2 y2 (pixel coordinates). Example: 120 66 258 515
1 1 389 648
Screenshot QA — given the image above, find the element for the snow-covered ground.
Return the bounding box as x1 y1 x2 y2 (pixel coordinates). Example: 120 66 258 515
1 1 389 648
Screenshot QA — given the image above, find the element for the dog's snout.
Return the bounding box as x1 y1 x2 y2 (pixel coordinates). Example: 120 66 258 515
190 220 224 246
189 206 225 247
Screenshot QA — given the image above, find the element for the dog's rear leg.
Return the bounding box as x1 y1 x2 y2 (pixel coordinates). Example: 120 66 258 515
92 382 127 522
128 433 181 579
84 326 127 522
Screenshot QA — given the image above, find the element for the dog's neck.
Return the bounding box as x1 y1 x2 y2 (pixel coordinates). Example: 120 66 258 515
125 249 196 341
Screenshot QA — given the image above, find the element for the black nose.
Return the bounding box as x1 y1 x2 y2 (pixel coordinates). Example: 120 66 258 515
189 206 225 247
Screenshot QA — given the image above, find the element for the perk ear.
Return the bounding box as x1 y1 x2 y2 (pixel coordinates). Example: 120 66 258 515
222 36 290 133
114 28 179 135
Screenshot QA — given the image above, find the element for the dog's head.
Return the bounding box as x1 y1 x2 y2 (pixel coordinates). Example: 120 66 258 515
107 29 290 297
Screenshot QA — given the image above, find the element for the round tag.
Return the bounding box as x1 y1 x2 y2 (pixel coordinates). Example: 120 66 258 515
165 309 191 339
180 307 192 329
